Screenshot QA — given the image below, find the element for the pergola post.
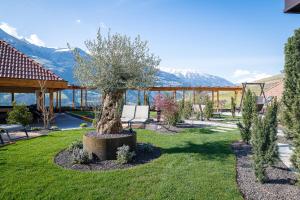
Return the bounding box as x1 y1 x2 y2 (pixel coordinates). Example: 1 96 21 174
85 89 88 108
217 91 220 112
143 90 147 105
11 92 14 104
212 91 215 108
55 92 59 112
193 90 195 104
234 90 238 102
124 90 127 105
72 88 75 110
137 90 140 105
173 90 176 101
49 91 54 116
80 89 83 110
59 90 62 113
183 90 185 106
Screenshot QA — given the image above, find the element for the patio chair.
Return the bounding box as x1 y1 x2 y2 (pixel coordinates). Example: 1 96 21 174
130 105 150 128
0 124 28 144
192 104 201 113
121 105 136 126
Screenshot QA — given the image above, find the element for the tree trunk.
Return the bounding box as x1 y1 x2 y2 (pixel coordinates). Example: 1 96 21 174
96 91 123 134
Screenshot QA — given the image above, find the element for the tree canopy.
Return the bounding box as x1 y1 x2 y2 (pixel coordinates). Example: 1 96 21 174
73 29 161 94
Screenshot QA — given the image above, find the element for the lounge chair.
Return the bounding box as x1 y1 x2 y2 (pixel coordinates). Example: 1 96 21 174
121 105 136 125
130 105 149 128
192 104 201 113
0 124 28 144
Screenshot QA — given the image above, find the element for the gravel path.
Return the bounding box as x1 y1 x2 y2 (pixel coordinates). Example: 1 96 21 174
232 142 300 200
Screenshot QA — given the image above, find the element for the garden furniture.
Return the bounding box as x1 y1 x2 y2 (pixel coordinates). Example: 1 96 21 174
0 124 28 144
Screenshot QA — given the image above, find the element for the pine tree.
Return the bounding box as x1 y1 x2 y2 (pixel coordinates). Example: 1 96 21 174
264 100 279 165
231 96 236 118
252 114 266 183
204 96 213 120
251 101 279 183
282 28 300 171
237 89 256 144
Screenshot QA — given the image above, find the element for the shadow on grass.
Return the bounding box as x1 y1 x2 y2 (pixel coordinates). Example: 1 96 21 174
183 128 216 134
162 140 234 161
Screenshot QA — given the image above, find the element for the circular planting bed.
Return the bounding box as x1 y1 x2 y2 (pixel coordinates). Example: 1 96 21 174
232 142 300 200
54 143 161 171
83 130 136 160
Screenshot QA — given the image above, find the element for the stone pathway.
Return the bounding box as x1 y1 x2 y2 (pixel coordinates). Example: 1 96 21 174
53 113 92 130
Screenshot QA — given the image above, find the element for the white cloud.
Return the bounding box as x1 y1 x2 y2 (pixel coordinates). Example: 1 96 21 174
0 22 22 39
25 34 45 47
232 69 272 83
76 19 81 23
0 22 46 47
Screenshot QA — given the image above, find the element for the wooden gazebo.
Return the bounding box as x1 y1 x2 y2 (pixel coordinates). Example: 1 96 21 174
0 40 69 114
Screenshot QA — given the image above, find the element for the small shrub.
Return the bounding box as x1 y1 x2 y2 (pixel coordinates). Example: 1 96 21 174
139 143 154 153
237 89 256 144
116 145 135 164
182 101 193 119
80 123 88 128
203 96 213 120
31 127 41 131
50 126 60 131
195 112 201 120
72 147 91 164
7 102 33 126
155 94 180 126
68 140 83 151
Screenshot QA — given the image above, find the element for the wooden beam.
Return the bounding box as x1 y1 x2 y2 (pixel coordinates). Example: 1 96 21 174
146 86 242 92
0 78 68 89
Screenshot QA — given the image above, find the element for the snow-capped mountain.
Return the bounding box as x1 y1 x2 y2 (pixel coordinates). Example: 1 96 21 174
0 28 233 87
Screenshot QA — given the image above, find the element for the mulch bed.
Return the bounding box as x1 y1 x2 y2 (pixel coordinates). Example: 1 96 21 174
54 143 161 171
232 142 300 200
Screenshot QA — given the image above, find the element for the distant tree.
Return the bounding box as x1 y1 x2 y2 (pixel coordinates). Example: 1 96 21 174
237 89 256 144
251 100 279 183
182 101 193 119
73 29 160 134
231 97 236 118
204 96 213 120
7 102 33 126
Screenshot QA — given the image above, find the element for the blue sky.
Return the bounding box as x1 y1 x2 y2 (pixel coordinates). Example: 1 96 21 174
0 0 299 83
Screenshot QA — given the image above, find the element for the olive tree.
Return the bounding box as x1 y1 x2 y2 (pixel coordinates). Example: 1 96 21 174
73 29 160 134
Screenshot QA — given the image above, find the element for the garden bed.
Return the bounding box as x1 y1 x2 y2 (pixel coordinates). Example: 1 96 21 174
54 143 161 171
232 142 300 200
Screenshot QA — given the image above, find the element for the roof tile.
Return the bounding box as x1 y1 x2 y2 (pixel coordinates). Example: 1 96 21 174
0 40 65 81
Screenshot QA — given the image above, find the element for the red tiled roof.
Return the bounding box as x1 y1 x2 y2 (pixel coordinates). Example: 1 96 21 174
0 40 64 81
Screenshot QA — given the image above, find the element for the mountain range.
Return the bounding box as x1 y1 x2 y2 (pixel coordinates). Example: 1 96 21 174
0 28 233 87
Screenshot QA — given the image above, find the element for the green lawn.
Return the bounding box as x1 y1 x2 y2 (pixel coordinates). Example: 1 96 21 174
0 128 242 200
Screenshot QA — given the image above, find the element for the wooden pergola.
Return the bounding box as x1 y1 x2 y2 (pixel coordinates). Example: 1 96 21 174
125 86 242 110
0 40 88 115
